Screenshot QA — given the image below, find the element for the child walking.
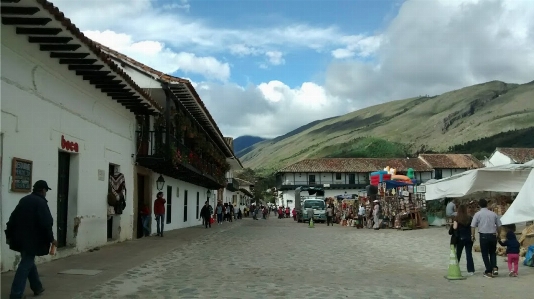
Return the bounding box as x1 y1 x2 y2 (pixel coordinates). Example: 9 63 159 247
498 224 520 277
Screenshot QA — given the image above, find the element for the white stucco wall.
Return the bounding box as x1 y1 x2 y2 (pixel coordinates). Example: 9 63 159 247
149 173 210 232
1 28 137 271
489 151 514 166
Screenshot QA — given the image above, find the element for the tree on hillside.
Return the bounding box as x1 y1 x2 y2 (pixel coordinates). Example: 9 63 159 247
235 168 277 203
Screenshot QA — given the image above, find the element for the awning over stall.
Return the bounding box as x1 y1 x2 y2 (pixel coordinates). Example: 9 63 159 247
424 163 533 201
501 160 534 225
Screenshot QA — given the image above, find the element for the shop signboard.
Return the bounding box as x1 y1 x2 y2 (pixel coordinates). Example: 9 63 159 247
11 157 33 192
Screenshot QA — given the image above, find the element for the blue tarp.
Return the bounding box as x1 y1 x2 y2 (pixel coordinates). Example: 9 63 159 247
384 180 418 189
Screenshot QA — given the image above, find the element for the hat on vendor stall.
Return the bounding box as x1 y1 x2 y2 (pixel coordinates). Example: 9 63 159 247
373 200 379 203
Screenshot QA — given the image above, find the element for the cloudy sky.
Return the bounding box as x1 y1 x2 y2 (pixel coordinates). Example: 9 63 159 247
53 0 534 138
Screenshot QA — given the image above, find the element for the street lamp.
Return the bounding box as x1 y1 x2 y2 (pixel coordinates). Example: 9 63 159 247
156 174 165 191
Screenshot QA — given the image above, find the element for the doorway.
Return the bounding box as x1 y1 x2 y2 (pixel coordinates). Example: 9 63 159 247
348 173 356 185
136 174 146 238
57 152 71 248
166 185 172 224
107 164 114 239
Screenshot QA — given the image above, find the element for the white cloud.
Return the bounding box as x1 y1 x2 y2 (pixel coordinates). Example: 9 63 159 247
197 81 346 138
332 35 383 59
51 0 380 59
325 0 534 105
265 51 285 66
229 44 260 56
84 30 230 81
50 0 534 139
162 0 190 12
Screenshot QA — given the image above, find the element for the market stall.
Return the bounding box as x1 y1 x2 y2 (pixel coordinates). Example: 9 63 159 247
424 163 532 201
368 166 428 230
501 159 534 225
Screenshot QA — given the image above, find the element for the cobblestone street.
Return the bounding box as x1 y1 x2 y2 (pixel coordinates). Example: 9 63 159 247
3 218 533 298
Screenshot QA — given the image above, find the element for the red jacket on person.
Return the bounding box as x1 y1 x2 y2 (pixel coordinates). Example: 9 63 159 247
154 198 166 215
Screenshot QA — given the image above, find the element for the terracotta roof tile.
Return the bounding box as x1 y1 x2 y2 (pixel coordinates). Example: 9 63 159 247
278 158 433 173
496 148 534 163
418 154 483 169
35 0 162 112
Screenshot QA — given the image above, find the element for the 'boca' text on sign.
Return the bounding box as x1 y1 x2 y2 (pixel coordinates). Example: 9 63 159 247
61 135 79 152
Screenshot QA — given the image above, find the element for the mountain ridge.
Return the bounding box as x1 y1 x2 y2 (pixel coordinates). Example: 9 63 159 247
241 80 534 173
233 135 268 157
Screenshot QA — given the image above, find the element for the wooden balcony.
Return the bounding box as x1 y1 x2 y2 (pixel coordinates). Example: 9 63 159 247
226 178 240 192
136 130 226 189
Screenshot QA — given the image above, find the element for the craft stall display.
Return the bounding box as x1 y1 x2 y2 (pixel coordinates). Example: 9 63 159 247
368 165 427 230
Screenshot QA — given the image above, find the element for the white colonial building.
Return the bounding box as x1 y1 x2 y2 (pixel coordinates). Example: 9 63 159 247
275 155 484 209
97 42 243 234
0 0 241 272
485 148 534 167
418 154 483 179
0 0 160 271
234 177 255 208
217 137 244 208
275 157 434 209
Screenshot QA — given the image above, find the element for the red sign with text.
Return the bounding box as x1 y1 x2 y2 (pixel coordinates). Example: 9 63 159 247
61 135 79 153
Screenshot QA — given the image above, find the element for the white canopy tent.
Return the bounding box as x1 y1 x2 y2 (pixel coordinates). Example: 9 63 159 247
424 163 533 201
501 160 534 225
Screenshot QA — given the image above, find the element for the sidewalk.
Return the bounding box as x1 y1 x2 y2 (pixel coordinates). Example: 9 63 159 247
1 221 240 298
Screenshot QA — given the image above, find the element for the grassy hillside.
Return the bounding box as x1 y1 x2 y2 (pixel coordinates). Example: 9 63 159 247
234 136 268 157
241 80 534 173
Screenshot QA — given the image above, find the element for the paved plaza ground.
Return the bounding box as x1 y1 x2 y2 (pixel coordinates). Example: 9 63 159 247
2 217 532 298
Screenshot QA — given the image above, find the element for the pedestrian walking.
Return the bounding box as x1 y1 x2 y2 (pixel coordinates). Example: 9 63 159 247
498 224 520 277
5 180 54 299
471 199 502 278
139 203 151 237
200 201 212 228
307 207 314 225
154 192 166 237
453 205 475 275
372 200 381 230
216 202 223 224
326 205 334 226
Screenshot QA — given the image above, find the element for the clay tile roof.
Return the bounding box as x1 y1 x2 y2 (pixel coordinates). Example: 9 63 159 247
277 158 433 173
496 148 534 164
418 154 483 169
35 0 162 112
92 42 238 159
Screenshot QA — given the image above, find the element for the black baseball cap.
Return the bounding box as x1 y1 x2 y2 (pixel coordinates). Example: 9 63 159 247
33 180 52 191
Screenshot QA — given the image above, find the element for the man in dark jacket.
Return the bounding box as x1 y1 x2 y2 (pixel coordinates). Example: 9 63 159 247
5 180 56 299
200 201 211 228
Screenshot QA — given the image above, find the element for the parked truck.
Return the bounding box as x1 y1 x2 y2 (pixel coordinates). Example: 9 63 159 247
295 186 326 223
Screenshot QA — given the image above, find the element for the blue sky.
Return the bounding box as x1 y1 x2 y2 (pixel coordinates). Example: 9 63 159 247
186 0 401 86
54 0 534 138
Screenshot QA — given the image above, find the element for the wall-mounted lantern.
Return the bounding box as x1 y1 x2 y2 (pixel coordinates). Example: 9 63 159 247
156 174 165 191
207 189 212 199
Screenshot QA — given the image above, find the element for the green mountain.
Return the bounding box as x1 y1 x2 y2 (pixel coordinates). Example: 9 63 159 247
241 80 534 173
